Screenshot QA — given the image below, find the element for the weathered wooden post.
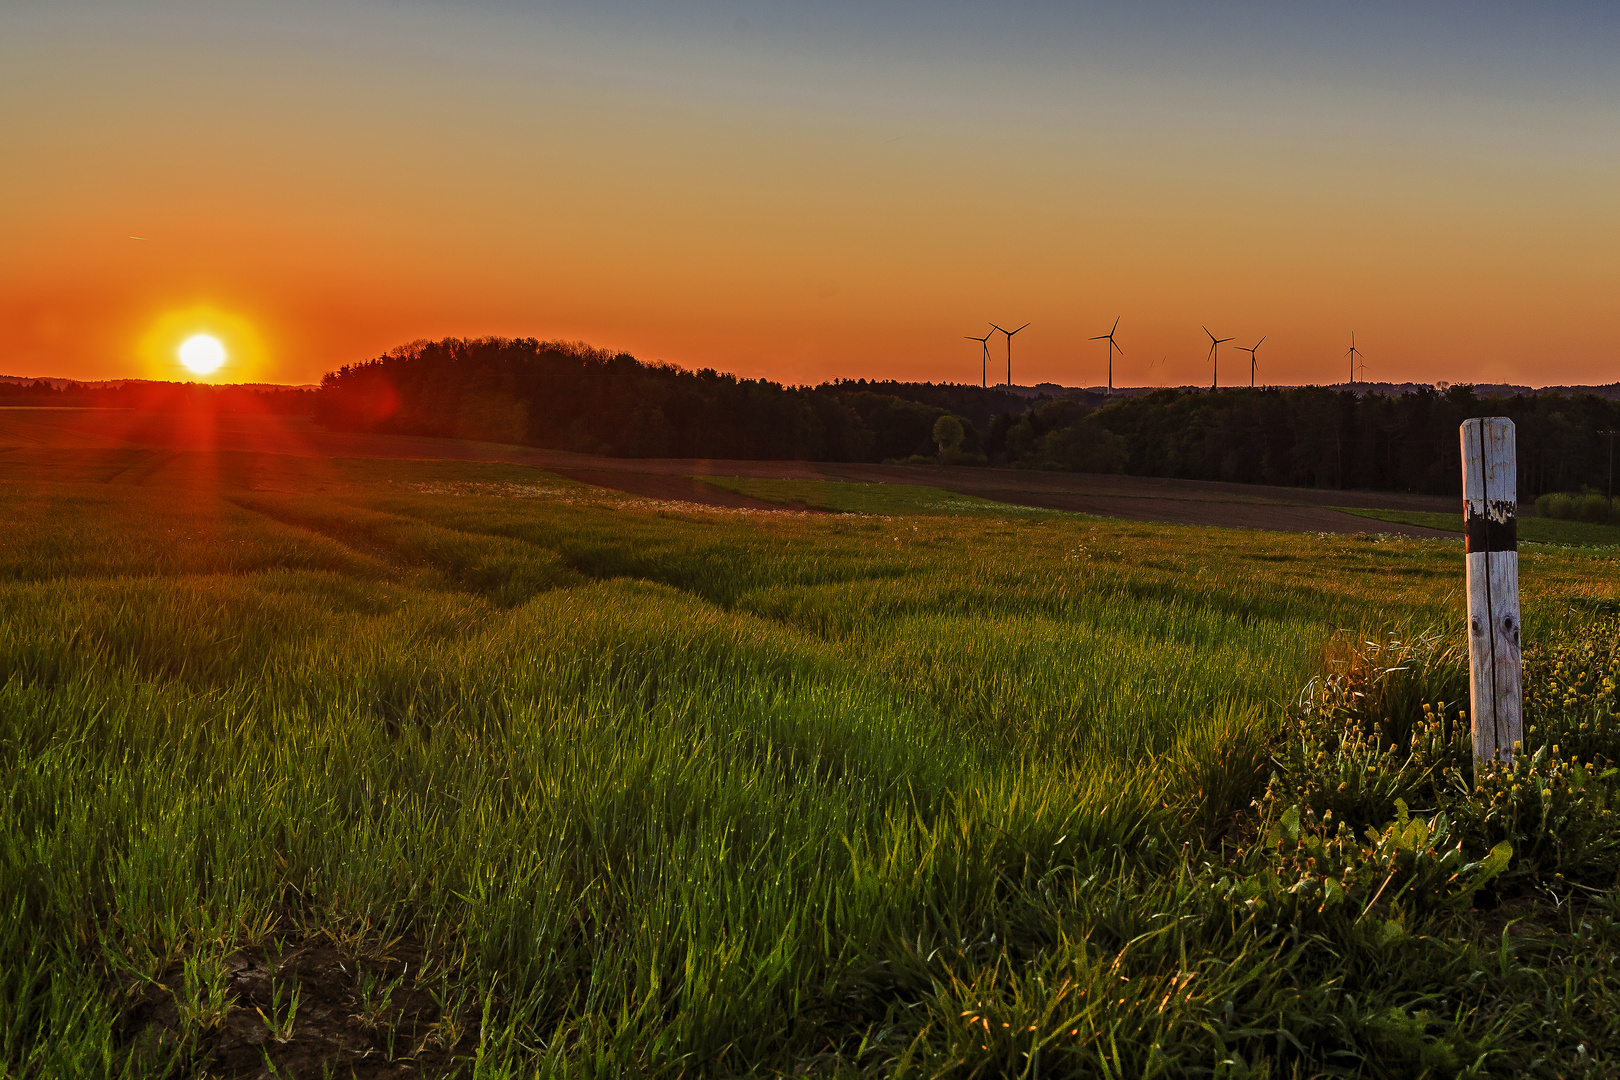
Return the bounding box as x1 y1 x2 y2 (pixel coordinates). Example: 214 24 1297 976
1461 417 1522 767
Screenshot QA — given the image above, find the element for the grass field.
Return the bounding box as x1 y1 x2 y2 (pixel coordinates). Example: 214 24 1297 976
6 445 1620 1076
693 476 1077 518
1335 506 1620 548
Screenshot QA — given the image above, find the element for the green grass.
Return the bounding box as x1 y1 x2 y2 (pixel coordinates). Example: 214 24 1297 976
4 447 1620 1075
1336 505 1620 548
693 475 1076 518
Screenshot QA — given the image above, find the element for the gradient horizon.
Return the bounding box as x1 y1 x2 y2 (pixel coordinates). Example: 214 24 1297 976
4 1 1616 390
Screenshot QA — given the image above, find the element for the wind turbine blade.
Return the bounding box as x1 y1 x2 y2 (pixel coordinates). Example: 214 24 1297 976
1012 322 1030 333
1114 343 1124 355
1204 326 1215 341
1110 315 1120 334
1089 334 1109 341
1255 336 1266 348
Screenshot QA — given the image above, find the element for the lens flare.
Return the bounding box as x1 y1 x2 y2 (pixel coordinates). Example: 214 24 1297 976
178 334 227 375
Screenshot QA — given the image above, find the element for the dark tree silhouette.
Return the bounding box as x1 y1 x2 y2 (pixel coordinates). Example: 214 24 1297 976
314 337 979 464
980 385 1620 499
308 338 1620 498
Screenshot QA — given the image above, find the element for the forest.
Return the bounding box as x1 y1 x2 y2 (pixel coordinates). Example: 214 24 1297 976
0 378 314 414
989 384 1620 497
313 337 989 464
311 337 1620 498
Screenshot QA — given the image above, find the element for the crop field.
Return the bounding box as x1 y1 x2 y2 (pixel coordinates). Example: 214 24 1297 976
0 409 1461 538
692 477 1077 518
6 439 1620 1076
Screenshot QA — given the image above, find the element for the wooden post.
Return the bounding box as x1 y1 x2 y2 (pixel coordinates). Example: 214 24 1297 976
1461 417 1523 767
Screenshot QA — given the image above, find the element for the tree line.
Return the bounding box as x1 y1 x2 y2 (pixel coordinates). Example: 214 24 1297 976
991 385 1620 498
314 337 987 464
0 378 314 413
308 336 1620 498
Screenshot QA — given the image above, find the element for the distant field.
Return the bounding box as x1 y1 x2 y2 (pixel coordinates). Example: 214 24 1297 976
5 442 1620 1075
0 406 1476 537
693 475 1088 518
1337 505 1620 547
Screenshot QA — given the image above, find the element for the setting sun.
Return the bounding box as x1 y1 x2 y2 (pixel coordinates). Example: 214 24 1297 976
178 334 226 375
136 305 267 382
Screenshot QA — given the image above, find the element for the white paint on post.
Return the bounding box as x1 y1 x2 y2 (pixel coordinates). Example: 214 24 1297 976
1460 417 1523 768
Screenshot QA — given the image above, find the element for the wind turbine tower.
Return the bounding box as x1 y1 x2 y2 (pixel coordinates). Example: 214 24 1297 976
1235 336 1265 388
965 330 994 389
990 322 1029 389
1204 327 1233 390
1346 333 1362 385
1089 316 1124 395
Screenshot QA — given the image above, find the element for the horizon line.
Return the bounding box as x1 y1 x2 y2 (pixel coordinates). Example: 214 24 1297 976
6 370 1619 397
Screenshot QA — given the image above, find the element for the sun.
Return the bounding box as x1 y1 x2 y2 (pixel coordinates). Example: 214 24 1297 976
140 305 267 382
178 334 227 375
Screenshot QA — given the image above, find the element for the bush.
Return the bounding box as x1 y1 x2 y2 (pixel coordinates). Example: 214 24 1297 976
942 448 987 467
1536 491 1575 519
1534 489 1615 524
1575 492 1613 523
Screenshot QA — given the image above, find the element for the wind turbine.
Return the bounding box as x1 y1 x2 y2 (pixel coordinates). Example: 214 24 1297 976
1346 332 1361 385
1235 336 1265 388
990 322 1029 389
965 330 994 388
1203 327 1233 390
1089 316 1123 395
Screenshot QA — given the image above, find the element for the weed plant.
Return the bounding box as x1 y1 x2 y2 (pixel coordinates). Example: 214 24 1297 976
1205 623 1620 1074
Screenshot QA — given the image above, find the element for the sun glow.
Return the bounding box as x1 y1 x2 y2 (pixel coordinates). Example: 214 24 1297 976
179 334 226 375
138 306 268 383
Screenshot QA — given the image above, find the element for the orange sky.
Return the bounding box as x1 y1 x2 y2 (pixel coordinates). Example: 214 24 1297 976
3 2 1616 389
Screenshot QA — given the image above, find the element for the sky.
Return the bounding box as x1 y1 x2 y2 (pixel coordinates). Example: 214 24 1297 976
3 1 1617 389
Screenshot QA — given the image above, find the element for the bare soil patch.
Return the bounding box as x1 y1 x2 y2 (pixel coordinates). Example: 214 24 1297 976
118 936 478 1078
